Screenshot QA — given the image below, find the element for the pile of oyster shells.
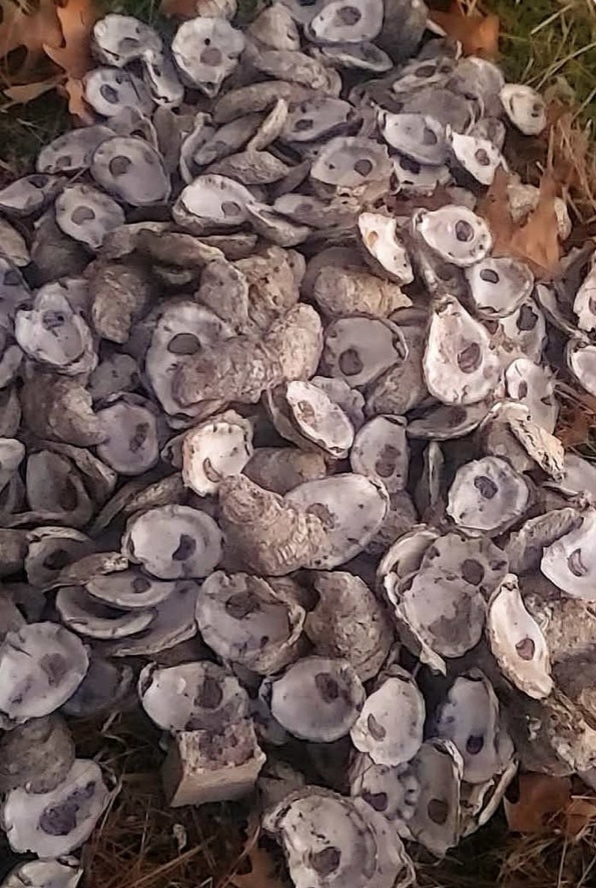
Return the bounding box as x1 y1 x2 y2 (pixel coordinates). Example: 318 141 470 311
4 0 596 886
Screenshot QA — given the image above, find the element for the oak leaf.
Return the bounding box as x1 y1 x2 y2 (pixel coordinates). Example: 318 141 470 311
43 0 100 122
429 1 499 60
478 167 562 276
0 0 63 78
43 0 100 78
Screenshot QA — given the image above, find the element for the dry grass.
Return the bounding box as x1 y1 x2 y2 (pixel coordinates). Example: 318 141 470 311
72 712 253 888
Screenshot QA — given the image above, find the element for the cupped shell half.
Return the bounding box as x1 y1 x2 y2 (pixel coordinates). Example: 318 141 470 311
540 508 596 600
182 410 253 495
447 456 530 535
1 859 83 888
196 570 306 674
0 622 88 724
122 505 222 579
350 415 409 492
0 759 110 857
350 667 425 767
434 670 510 784
138 660 248 732
286 474 389 568
267 656 365 742
487 574 553 699
423 296 502 406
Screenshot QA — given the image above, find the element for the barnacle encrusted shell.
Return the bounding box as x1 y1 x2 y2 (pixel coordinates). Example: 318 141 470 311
218 474 328 576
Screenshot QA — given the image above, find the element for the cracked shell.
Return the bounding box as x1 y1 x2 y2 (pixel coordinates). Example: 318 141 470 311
91 136 171 207
350 667 425 767
268 656 365 742
434 670 509 784
138 660 248 732
465 257 534 319
196 571 305 674
350 415 409 492
323 316 407 388
0 759 109 857
172 17 245 96
500 84 546 136
123 505 222 580
415 206 492 267
286 474 389 569
423 297 502 406
447 456 530 534
541 508 596 600
0 622 88 724
0 174 62 217
54 184 125 251
306 571 393 682
358 212 414 284
182 410 253 496
1 859 82 888
349 754 420 832
264 786 415 888
487 574 553 699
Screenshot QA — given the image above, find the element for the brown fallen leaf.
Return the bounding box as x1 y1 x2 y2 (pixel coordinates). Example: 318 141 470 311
564 795 596 841
43 0 100 79
429 0 499 59
0 0 63 79
228 845 285 888
43 0 100 121
3 75 63 105
508 173 561 275
160 0 200 16
504 774 571 834
61 77 94 124
478 167 562 277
